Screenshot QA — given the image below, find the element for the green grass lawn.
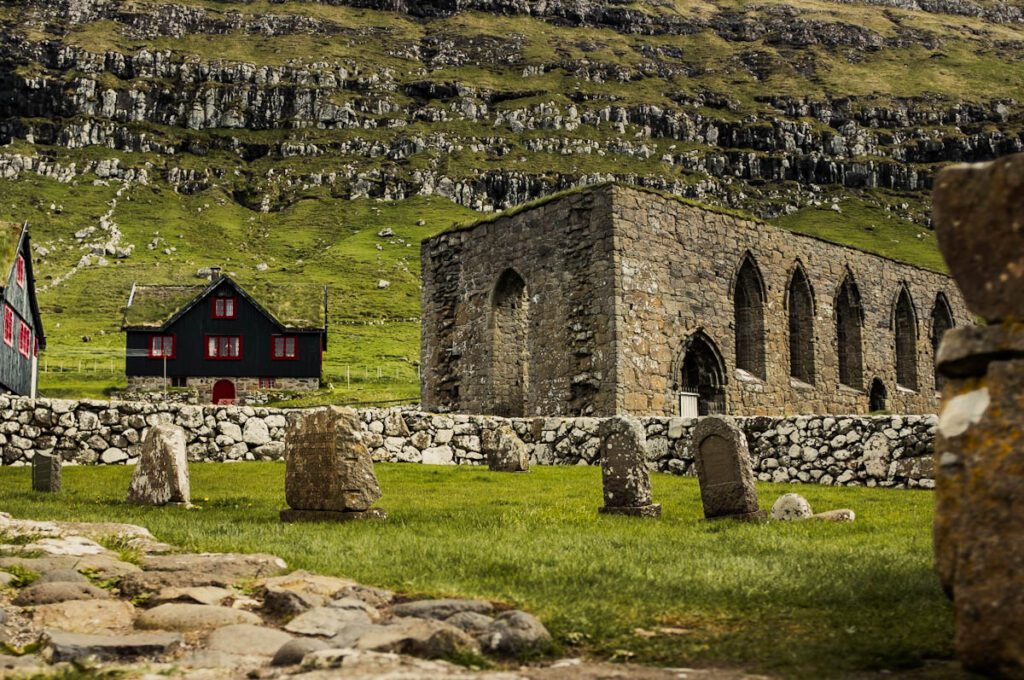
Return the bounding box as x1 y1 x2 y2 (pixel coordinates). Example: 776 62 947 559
0 462 953 678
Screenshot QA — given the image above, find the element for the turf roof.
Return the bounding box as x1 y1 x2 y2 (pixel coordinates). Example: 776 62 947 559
0 221 25 287
123 278 328 330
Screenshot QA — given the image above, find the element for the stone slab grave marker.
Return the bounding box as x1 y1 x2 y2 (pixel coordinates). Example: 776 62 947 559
692 416 764 521
597 416 661 517
127 424 190 507
932 152 1024 677
281 406 386 522
32 452 61 493
482 424 529 472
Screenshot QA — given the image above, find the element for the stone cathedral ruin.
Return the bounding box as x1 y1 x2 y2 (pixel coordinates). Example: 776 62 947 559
421 183 970 417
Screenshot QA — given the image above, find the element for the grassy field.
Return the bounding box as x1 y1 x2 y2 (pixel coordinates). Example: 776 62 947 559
0 462 953 678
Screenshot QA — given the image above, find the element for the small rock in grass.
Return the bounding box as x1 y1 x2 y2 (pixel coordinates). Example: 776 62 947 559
271 637 332 666
135 603 261 632
205 624 292 657
390 598 493 620
771 493 813 521
13 582 110 606
355 617 481 659
480 610 552 656
814 509 856 522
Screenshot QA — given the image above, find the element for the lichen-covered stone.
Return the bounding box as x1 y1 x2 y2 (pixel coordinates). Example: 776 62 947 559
932 153 1024 323
771 494 812 521
597 416 661 517
692 416 762 520
126 423 189 506
482 424 529 472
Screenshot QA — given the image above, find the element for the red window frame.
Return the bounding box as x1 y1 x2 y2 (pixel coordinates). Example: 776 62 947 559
148 335 175 359
271 335 298 361
15 255 25 288
259 377 276 389
2 306 12 347
211 296 237 319
17 321 30 359
205 335 242 360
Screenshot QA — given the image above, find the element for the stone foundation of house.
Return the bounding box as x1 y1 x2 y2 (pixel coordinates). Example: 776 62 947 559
126 376 320 403
0 397 936 489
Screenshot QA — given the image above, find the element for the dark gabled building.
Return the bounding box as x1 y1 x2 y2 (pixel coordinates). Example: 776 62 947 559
122 269 327 403
0 222 45 397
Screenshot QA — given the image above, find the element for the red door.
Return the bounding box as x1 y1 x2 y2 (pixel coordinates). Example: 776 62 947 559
212 379 235 405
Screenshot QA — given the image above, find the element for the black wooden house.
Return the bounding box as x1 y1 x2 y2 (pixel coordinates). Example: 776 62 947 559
0 222 45 397
122 270 327 403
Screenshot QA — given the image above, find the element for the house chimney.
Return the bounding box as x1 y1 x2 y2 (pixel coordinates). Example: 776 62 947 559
209 266 221 282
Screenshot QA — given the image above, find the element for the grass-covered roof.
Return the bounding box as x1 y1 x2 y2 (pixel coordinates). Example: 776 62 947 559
0 221 25 287
123 278 327 330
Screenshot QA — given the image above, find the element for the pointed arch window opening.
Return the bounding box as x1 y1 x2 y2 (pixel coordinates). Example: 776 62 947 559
733 255 767 381
491 268 530 418
836 275 864 390
894 286 919 391
931 293 955 391
787 265 816 385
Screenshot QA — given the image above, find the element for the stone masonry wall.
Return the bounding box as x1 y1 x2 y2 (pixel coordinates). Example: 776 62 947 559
0 397 936 489
420 183 971 418
612 185 972 416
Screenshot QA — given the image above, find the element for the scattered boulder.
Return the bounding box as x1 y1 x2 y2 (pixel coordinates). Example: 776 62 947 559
126 423 190 506
355 617 481 659
814 509 856 522
444 611 494 636
771 493 813 521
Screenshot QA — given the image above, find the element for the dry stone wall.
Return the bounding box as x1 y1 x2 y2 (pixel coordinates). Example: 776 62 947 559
0 398 936 488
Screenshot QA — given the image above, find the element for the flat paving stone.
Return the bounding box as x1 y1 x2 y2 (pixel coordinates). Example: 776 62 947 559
284 606 372 636
143 553 287 578
135 603 261 632
205 623 293 656
44 629 182 663
33 599 135 634
0 554 140 579
151 586 236 606
272 637 332 666
36 569 90 584
391 598 494 620
354 617 481 658
13 582 110 606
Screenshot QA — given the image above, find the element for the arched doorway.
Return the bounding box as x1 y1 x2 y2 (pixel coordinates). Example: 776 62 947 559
678 332 726 416
491 269 529 417
869 378 887 413
212 379 235 405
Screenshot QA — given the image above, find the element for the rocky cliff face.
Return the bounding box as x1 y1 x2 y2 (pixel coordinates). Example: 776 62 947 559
0 0 1021 219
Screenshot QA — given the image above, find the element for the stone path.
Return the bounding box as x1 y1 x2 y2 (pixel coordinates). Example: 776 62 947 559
0 512 774 679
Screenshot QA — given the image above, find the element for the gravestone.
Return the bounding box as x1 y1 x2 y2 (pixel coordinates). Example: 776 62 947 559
32 452 61 493
127 424 190 506
932 152 1024 677
692 416 763 520
280 406 386 522
597 416 661 517
482 425 529 472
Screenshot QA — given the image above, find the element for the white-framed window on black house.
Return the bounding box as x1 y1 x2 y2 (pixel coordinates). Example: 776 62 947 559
211 294 237 319
206 335 242 360
271 335 298 361
149 335 175 359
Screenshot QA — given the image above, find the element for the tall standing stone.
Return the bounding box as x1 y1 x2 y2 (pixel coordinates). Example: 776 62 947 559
692 416 763 521
127 424 190 506
597 417 661 517
482 425 529 472
932 152 1024 677
281 406 386 522
32 452 61 493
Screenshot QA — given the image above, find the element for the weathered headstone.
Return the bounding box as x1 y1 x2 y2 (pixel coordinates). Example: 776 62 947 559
482 425 529 472
280 406 386 522
932 152 1024 677
692 416 764 521
597 417 661 517
127 424 190 506
32 452 61 493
